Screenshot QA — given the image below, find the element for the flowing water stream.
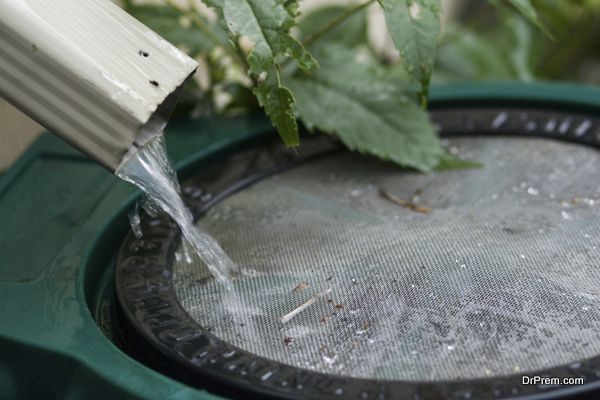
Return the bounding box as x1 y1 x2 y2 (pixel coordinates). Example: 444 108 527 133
116 134 238 289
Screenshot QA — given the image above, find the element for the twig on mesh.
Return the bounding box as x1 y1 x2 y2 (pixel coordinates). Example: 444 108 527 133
293 282 309 292
378 188 432 214
280 288 332 324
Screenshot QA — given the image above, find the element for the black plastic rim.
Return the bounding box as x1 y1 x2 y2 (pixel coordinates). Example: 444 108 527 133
115 105 600 400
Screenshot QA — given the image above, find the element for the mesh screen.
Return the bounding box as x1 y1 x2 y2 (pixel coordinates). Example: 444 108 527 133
173 137 600 381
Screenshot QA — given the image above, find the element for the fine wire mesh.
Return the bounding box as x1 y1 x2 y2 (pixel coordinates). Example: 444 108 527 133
173 137 600 381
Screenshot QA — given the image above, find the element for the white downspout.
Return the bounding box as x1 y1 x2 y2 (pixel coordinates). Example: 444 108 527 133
0 0 198 172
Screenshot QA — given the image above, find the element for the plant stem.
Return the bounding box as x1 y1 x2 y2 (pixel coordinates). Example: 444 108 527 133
303 0 376 47
280 287 332 324
419 89 428 110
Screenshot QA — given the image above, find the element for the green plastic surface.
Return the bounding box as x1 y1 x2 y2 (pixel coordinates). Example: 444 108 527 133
0 83 598 399
0 115 271 400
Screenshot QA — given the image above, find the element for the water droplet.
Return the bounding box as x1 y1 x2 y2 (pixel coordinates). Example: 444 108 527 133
190 188 203 199
200 193 213 202
527 187 538 196
545 119 557 132
323 355 336 365
491 112 508 130
261 370 275 381
447 345 455 351
559 119 572 134
128 203 143 239
525 121 537 131
570 361 582 369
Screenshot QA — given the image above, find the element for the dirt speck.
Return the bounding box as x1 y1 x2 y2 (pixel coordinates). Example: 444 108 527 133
379 187 432 214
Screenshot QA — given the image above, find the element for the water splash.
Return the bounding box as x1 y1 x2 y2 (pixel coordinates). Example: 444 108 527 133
128 202 142 239
117 134 238 289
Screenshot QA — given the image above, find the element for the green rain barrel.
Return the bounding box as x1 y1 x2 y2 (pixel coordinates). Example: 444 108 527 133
1 83 600 400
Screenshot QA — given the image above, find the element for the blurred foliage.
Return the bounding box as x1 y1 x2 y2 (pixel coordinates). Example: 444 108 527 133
121 0 595 170
434 0 600 84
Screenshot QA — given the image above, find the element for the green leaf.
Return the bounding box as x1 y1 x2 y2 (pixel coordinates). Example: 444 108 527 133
435 154 482 171
506 0 553 38
122 4 220 56
254 69 299 145
377 0 441 105
506 14 535 81
298 5 368 48
434 19 535 82
205 0 317 74
286 44 445 171
435 26 515 82
204 0 317 146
